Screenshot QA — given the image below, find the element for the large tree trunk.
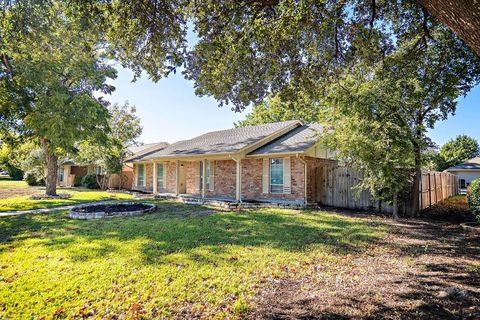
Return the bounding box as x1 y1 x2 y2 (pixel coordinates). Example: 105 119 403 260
410 140 422 217
418 0 480 56
41 138 58 196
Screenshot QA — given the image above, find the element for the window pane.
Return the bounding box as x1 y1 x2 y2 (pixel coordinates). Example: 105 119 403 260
199 161 203 191
157 164 164 188
206 160 211 190
270 158 283 193
138 164 144 185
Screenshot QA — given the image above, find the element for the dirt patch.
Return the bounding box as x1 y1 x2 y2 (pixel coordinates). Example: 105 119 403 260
244 217 480 320
421 195 475 223
0 186 44 199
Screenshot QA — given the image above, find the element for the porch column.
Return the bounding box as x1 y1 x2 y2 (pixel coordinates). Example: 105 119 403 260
175 160 180 195
202 159 206 198
235 158 242 202
153 162 158 194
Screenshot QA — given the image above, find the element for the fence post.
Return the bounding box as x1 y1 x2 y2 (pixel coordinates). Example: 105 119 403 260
428 172 432 208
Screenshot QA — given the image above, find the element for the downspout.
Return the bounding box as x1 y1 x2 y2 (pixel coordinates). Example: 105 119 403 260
229 155 243 203
296 154 308 205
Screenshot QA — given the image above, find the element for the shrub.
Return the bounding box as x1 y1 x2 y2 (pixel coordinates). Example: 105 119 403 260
73 175 83 187
6 164 23 180
81 173 99 189
24 171 45 186
467 179 480 222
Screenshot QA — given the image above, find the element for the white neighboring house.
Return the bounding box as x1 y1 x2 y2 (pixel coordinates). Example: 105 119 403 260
444 157 480 190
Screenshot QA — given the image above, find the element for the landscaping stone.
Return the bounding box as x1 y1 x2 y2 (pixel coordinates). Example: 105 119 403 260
69 202 156 220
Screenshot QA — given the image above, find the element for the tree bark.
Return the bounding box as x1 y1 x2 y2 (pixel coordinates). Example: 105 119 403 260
392 192 399 220
410 140 422 217
41 138 58 196
418 0 480 56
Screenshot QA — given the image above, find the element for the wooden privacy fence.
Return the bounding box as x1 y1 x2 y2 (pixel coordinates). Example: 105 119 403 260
309 165 460 214
419 171 460 211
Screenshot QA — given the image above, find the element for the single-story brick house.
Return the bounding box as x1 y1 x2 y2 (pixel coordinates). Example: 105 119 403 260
444 157 480 189
58 142 168 189
128 120 337 204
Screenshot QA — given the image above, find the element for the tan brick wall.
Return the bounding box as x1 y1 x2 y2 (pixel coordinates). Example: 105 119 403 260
184 160 237 198
207 160 236 199
185 161 200 195
163 161 177 193
145 163 153 192
241 157 305 202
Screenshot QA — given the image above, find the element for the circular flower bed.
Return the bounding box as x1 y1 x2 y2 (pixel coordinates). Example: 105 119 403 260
69 202 156 220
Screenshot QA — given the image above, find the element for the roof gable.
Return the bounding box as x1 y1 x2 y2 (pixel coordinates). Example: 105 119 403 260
127 142 169 161
248 123 324 156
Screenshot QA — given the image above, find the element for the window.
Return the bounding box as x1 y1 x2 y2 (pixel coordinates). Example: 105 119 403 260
460 179 466 189
57 167 64 182
270 158 284 194
206 160 211 191
199 160 212 191
157 163 164 189
95 166 103 175
137 164 145 186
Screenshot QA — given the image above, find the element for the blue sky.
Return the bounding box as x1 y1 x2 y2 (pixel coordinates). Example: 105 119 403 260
106 66 480 148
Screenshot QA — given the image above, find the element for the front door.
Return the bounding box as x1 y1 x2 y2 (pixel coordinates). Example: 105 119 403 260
178 162 187 193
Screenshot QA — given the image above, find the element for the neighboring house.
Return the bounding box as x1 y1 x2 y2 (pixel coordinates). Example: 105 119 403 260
445 157 480 189
57 142 169 189
129 120 338 204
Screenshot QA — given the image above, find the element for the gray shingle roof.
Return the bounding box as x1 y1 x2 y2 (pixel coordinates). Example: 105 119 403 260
139 120 300 160
446 157 480 170
249 123 323 155
127 142 169 161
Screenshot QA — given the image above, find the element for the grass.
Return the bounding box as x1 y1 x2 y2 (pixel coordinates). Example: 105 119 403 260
0 202 386 319
0 175 28 189
0 176 133 212
0 190 134 211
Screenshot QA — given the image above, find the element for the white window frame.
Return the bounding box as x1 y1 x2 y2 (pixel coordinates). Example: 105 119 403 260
269 158 284 194
157 163 164 190
137 164 145 186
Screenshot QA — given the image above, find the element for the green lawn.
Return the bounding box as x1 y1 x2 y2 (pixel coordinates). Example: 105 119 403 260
0 176 133 211
0 176 28 189
0 202 385 319
0 190 134 211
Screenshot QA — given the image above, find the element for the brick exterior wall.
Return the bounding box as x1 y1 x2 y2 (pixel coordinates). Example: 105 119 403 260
241 157 305 202
163 161 177 193
184 160 237 198
145 163 153 192
185 161 199 196
208 160 236 198
132 156 331 203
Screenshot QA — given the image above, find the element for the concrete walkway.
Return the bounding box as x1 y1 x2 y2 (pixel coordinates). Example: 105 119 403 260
0 200 141 217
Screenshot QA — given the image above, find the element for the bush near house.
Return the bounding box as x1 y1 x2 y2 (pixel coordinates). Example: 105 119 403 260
81 173 99 189
24 171 45 186
467 178 480 222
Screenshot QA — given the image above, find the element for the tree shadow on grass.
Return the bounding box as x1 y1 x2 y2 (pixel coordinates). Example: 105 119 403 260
0 201 382 264
244 213 480 320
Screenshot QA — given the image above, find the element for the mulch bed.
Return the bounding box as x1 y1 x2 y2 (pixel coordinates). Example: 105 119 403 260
243 216 480 320
75 203 152 213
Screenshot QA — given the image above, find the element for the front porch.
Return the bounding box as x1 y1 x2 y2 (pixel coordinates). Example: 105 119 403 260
154 193 306 210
